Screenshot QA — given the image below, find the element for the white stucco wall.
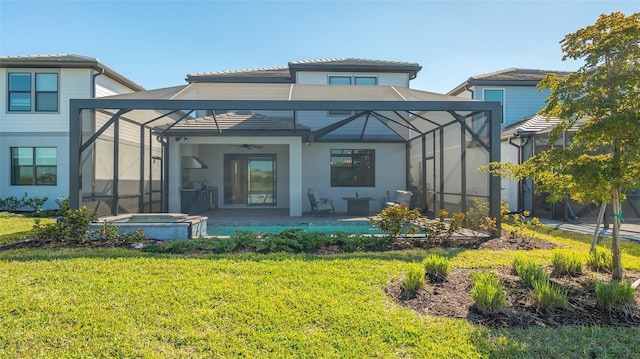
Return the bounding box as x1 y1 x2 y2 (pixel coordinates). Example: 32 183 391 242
302 142 406 214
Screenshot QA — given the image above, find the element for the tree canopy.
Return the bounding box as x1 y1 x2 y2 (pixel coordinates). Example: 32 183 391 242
489 12 640 280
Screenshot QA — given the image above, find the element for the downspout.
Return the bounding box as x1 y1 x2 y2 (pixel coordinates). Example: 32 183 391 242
507 134 530 214
465 83 475 99
91 67 105 98
89 67 105 204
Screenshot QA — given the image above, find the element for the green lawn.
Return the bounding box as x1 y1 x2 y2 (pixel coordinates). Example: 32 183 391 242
0 212 55 245
1 217 639 358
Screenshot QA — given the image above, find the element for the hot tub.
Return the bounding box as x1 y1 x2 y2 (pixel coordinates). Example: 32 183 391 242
92 213 208 240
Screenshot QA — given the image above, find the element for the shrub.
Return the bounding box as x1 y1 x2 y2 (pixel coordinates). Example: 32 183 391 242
33 198 97 243
0 193 48 214
505 211 540 239
532 278 568 309
93 222 121 242
420 211 464 242
371 205 421 238
402 265 426 295
231 230 260 248
551 250 583 276
587 247 613 273
471 271 506 312
465 198 498 239
422 254 451 283
513 257 548 288
595 280 637 311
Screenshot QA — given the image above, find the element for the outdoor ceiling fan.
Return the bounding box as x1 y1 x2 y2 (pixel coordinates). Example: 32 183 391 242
234 144 264 150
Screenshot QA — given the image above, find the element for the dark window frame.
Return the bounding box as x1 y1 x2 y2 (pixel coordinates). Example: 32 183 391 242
7 72 59 113
8 72 32 112
10 146 58 186
35 73 59 112
330 149 375 187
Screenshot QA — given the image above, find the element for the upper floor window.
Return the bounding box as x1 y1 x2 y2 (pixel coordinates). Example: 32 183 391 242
483 89 504 123
7 72 59 112
11 147 57 186
328 76 352 85
328 75 378 86
330 149 375 187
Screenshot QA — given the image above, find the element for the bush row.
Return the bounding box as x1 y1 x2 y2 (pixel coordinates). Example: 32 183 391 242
0 192 49 214
144 229 392 254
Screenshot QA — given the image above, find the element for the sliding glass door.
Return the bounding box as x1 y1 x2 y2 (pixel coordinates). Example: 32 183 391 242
224 154 276 206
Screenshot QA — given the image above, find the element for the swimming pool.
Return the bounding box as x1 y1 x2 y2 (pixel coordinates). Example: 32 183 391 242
207 222 385 236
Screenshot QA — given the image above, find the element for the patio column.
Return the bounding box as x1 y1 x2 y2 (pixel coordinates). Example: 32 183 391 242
289 139 303 216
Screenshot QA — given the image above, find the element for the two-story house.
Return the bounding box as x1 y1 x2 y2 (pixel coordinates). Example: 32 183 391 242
0 54 144 209
68 58 502 221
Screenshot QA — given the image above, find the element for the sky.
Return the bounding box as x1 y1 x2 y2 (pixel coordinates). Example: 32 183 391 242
1 0 638 94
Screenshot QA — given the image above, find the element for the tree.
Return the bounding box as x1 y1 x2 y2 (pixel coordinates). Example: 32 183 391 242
489 12 640 280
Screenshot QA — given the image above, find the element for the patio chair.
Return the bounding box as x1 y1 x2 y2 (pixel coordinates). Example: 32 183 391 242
308 189 335 216
382 190 413 209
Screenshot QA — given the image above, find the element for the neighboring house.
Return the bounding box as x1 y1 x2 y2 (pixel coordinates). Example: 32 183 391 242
450 68 639 222
67 58 503 222
448 68 570 214
447 68 571 130
0 54 144 210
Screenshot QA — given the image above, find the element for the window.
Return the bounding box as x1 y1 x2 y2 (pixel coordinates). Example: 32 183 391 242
330 149 375 187
328 76 351 85
7 72 58 112
354 76 377 85
483 89 504 123
11 147 57 185
8 73 31 111
328 75 378 86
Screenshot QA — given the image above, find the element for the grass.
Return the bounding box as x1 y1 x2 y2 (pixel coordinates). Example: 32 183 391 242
1 217 640 357
0 212 55 245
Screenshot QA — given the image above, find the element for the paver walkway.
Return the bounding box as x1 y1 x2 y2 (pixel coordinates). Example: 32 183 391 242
540 219 640 243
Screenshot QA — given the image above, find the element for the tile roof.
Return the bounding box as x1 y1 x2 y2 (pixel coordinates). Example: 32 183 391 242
187 58 422 83
501 114 586 140
471 68 572 82
187 66 291 83
447 68 571 95
0 53 144 90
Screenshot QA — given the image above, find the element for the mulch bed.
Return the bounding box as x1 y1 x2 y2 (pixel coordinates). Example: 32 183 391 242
385 235 640 328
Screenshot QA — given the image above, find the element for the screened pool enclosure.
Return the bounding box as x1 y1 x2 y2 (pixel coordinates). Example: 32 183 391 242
69 83 503 233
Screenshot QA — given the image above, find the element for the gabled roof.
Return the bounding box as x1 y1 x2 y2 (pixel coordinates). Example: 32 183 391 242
0 54 144 91
186 66 291 83
186 58 422 83
447 68 572 96
501 114 586 140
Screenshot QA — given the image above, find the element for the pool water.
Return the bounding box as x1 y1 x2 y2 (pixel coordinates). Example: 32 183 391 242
207 222 385 236
112 215 187 223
